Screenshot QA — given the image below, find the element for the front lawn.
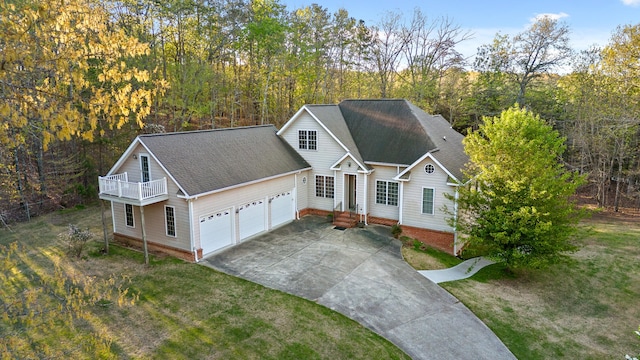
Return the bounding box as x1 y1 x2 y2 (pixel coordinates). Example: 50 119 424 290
0 205 409 359
403 212 640 359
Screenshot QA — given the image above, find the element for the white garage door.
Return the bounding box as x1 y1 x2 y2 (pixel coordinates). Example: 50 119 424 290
238 200 265 240
270 191 293 228
200 209 233 255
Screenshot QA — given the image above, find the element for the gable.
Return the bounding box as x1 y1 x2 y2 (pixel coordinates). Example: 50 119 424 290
137 125 310 197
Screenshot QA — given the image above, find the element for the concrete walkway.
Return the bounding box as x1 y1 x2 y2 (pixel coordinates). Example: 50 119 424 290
202 216 515 360
419 257 495 284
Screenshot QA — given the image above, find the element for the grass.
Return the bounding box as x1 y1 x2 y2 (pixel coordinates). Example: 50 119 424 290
0 205 409 359
399 236 463 270
402 212 640 359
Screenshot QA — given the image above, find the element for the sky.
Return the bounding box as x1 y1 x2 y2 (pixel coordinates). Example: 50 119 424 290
281 0 640 61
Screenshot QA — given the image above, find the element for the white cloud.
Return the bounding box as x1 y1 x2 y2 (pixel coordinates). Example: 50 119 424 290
621 0 640 6
530 12 570 23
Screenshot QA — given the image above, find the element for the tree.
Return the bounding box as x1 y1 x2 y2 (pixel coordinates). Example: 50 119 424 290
474 16 571 107
371 11 406 97
452 106 585 270
0 0 165 219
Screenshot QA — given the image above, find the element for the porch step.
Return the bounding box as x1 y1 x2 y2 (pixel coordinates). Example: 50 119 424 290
333 212 358 228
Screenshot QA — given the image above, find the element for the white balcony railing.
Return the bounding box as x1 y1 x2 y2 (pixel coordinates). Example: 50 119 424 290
98 172 168 202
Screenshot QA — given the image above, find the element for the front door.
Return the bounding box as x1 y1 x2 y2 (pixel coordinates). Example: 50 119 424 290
346 174 357 211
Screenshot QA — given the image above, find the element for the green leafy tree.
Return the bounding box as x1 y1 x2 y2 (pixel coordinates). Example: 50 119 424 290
452 106 585 270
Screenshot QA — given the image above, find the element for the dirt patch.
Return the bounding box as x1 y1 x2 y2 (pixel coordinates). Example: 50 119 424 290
401 247 448 270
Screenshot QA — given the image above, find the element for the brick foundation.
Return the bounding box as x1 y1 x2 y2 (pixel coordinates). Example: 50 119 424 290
367 215 398 227
398 225 456 255
113 233 199 262
298 208 332 218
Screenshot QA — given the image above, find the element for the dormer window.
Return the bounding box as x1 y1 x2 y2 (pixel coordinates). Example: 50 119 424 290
298 130 317 150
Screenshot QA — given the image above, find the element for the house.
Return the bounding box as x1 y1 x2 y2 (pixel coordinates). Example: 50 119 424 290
98 99 469 262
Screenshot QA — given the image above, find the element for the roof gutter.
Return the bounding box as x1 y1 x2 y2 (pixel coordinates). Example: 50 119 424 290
177 167 313 200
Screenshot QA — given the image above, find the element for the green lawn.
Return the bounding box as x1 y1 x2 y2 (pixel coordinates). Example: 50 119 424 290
403 212 640 359
0 205 409 359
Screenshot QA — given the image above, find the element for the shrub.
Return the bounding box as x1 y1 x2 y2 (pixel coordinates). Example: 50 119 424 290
59 224 93 258
391 224 402 238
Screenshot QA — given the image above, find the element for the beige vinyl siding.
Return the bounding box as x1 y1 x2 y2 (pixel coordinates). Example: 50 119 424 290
191 174 297 249
296 170 310 211
368 165 402 221
280 111 346 212
113 202 142 239
401 159 455 232
114 144 166 183
110 143 191 252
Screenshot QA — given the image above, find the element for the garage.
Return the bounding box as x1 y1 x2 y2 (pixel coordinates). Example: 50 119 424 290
270 191 294 228
238 199 266 240
200 209 234 255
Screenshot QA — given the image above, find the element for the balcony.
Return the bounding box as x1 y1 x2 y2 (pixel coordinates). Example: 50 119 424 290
98 172 169 206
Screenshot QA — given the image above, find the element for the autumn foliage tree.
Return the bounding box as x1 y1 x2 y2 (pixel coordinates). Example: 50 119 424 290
0 0 165 218
452 106 585 270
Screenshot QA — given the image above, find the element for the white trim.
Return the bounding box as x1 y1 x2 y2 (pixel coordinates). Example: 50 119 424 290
124 203 135 228
139 153 151 182
363 172 369 224
110 200 116 233
365 161 410 168
330 152 368 173
421 187 436 215
374 179 399 206
106 137 143 176
277 106 351 153
164 205 177 237
177 167 312 199
188 199 197 262
453 188 459 255
394 152 460 183
297 129 318 151
398 182 404 224
105 137 190 199
314 174 335 199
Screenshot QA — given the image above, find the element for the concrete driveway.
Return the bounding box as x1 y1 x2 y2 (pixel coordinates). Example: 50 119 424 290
202 216 515 360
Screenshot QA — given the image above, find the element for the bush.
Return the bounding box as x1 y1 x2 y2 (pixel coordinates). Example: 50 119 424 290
391 224 402 238
59 224 93 258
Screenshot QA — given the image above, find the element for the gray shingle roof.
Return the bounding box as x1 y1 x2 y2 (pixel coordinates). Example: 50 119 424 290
304 105 368 170
139 125 310 197
338 99 436 165
308 99 469 182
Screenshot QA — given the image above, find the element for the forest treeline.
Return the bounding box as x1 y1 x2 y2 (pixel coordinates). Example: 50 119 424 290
0 0 638 223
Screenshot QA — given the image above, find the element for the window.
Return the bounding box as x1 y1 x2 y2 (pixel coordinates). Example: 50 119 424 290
424 164 435 174
422 188 435 215
315 175 334 198
298 130 317 150
376 180 399 206
140 155 150 182
165 206 176 237
125 204 134 227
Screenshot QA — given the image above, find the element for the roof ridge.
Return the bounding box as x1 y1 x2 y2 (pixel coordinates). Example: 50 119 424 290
138 124 275 138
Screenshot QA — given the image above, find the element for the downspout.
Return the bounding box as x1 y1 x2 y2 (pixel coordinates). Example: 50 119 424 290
363 171 368 224
294 173 299 219
398 182 404 225
334 169 338 211
453 187 459 255
188 198 198 262
110 201 116 234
